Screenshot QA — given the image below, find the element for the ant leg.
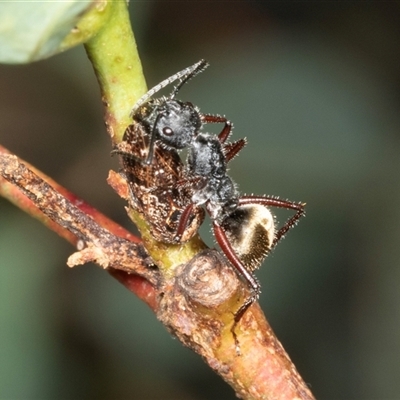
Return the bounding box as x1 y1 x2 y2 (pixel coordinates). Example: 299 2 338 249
173 174 208 242
223 138 247 162
143 113 164 165
201 114 233 143
272 204 305 248
213 222 260 317
111 147 145 164
213 222 260 293
174 204 195 242
238 196 306 249
201 114 246 161
114 114 162 165
214 222 261 350
111 122 156 165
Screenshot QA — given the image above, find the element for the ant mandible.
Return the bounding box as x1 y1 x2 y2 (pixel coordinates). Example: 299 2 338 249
123 60 305 319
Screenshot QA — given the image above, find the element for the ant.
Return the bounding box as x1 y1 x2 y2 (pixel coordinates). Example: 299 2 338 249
116 60 305 321
114 60 245 244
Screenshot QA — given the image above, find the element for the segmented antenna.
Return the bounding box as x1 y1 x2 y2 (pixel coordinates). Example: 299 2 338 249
130 59 209 117
170 59 209 99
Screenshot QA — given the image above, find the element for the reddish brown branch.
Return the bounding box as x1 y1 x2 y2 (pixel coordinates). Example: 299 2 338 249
0 147 158 305
156 249 315 400
0 146 314 399
0 146 138 244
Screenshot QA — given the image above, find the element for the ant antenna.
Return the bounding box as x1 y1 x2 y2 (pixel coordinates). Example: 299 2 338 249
130 59 209 117
170 59 209 99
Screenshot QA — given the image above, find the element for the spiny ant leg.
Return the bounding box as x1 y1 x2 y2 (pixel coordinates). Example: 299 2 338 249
213 222 261 345
201 114 246 160
223 138 247 162
238 196 306 249
201 114 233 143
111 147 144 164
174 203 195 242
143 113 164 165
273 207 305 247
213 223 260 295
202 114 246 160
233 290 259 325
214 223 261 349
112 144 156 166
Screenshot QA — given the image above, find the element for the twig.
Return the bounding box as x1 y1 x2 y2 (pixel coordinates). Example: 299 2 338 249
0 2 316 397
0 147 159 309
0 147 314 399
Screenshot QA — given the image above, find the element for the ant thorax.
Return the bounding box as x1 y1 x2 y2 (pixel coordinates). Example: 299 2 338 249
187 133 240 223
188 134 226 178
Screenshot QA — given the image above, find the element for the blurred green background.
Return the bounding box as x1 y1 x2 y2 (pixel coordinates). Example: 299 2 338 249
2 2 400 399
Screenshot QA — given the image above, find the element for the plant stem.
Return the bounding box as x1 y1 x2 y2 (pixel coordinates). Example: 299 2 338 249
0 2 316 397
84 0 147 143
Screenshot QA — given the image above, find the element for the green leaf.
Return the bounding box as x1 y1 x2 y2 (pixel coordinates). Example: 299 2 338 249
0 1 97 64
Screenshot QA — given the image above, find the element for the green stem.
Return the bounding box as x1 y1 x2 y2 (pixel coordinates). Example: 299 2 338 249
84 2 206 273
84 1 147 143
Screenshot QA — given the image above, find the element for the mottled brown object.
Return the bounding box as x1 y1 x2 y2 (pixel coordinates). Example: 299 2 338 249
176 249 240 308
114 123 204 243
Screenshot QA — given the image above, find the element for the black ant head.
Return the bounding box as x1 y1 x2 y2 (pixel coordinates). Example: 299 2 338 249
220 204 275 272
129 60 209 159
152 100 202 150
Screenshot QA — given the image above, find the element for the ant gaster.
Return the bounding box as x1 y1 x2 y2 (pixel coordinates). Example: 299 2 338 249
119 60 305 320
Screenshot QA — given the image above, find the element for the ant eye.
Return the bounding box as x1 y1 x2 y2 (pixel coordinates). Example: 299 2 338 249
163 127 173 136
